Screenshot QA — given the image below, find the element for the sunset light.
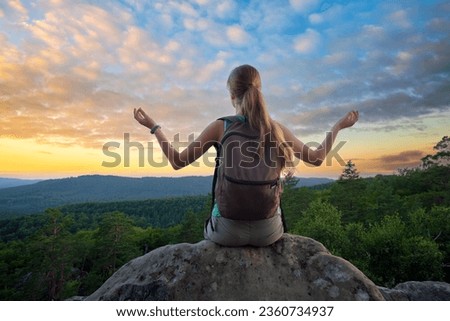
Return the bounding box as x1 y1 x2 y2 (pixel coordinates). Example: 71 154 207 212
1 0 449 179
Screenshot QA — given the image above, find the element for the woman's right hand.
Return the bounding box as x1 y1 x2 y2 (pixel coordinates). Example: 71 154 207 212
134 108 156 129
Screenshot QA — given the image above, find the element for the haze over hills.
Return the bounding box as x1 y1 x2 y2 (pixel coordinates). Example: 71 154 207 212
0 175 333 218
0 178 42 189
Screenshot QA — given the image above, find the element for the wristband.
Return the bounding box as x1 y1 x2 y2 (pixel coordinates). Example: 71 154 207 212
150 125 161 134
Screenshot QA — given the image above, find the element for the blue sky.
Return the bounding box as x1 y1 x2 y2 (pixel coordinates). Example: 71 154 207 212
0 0 449 178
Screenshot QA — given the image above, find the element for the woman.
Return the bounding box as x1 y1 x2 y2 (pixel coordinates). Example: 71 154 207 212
134 64 359 246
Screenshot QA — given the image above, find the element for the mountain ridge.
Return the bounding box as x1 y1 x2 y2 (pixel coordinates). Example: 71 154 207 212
0 175 333 218
0 178 42 189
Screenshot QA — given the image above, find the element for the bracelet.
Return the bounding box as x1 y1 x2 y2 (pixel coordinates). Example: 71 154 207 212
150 125 161 134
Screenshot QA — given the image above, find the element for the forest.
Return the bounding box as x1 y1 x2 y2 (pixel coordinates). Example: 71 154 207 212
0 137 448 300
0 175 213 217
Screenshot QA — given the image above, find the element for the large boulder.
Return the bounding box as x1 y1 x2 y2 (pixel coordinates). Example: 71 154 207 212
86 234 384 300
379 281 450 301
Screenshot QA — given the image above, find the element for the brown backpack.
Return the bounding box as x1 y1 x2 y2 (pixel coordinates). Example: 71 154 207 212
210 116 284 222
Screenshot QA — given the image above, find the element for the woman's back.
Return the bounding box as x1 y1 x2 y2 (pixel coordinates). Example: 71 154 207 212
213 115 283 221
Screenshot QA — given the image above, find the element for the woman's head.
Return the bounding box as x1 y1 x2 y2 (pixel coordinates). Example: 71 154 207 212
227 64 262 103
227 64 267 132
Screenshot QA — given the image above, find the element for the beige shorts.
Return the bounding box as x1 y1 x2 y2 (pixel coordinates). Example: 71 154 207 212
203 212 284 247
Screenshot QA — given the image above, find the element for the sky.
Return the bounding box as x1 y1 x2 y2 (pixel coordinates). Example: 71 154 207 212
0 0 449 179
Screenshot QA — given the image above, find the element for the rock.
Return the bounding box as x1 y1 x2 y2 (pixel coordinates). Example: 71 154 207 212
379 281 450 301
86 234 384 301
65 296 86 301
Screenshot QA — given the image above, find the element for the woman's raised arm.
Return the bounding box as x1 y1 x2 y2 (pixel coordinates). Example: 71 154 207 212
134 108 222 170
279 110 359 166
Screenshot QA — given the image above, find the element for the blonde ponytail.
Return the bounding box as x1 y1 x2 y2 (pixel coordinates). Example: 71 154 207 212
242 85 270 137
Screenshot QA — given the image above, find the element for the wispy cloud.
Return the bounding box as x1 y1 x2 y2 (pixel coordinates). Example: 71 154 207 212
374 150 426 171
289 0 319 14
293 29 321 54
226 25 250 45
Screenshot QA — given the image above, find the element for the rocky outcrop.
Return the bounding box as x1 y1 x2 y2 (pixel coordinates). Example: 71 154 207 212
379 281 450 301
86 234 384 301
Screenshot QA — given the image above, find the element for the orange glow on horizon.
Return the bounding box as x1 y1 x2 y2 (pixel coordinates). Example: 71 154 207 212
0 130 436 180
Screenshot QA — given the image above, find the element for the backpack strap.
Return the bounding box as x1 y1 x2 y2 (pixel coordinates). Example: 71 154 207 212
207 116 241 232
206 141 220 232
279 198 288 233
218 115 246 132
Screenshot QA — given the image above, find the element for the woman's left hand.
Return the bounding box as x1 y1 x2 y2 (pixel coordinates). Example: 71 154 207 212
337 110 359 130
134 108 156 129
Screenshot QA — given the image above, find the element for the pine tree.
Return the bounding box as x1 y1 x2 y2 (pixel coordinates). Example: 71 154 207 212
29 209 74 300
93 212 137 279
339 160 360 180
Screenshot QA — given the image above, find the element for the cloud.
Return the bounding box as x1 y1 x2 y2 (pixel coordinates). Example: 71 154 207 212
374 150 426 170
387 10 412 29
170 1 198 17
280 1 449 133
0 0 449 158
289 0 319 14
216 0 236 19
183 17 209 31
194 0 209 5
293 29 321 54
7 0 28 18
226 25 250 45
196 57 227 83
309 13 324 24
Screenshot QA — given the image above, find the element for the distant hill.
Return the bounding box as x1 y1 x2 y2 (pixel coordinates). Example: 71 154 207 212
0 175 334 218
0 178 42 189
294 177 334 187
0 175 213 218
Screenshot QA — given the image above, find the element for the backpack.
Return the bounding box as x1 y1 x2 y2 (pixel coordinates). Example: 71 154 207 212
210 115 287 226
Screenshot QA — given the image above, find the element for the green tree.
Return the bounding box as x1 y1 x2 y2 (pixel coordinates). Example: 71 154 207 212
0 240 29 300
135 227 171 254
407 206 450 281
28 208 74 300
179 210 204 243
421 135 450 169
92 212 138 281
399 236 443 282
339 160 360 180
341 222 369 272
68 229 96 297
362 215 444 287
328 178 368 223
292 200 345 255
282 184 318 229
362 215 408 286
398 166 450 208
363 176 408 222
